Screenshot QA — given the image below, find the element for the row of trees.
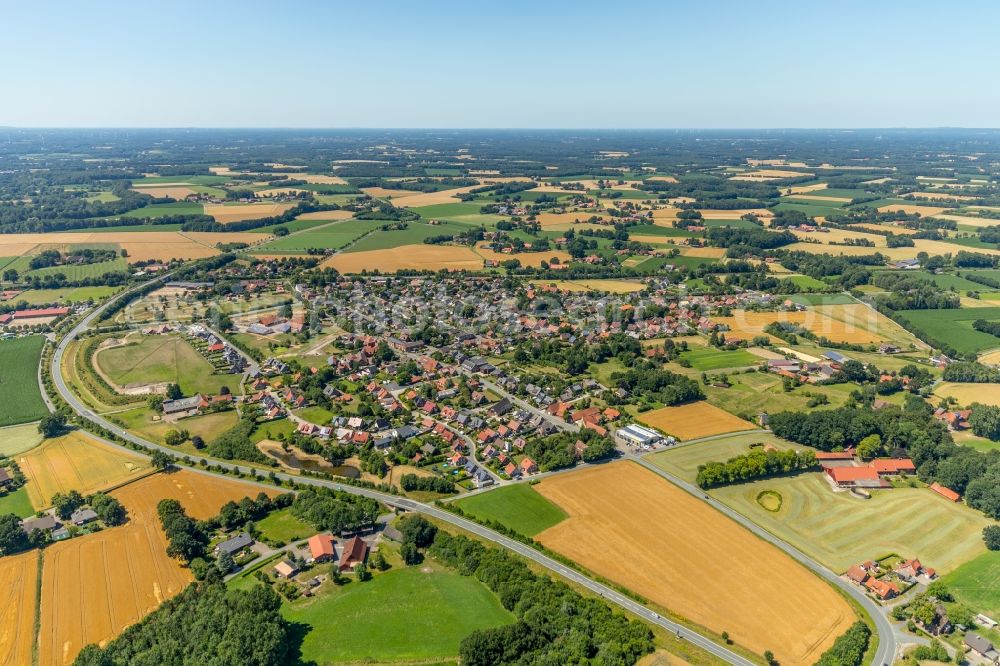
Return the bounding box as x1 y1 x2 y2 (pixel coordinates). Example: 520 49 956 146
695 448 817 488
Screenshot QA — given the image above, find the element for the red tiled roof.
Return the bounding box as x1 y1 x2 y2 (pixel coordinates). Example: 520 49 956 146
308 533 336 560
930 482 960 502
871 458 916 474
826 466 880 483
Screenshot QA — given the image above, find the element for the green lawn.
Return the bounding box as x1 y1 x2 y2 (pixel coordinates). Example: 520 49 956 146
789 293 856 306
943 551 1000 617
0 486 35 518
0 336 49 427
780 274 828 290
0 423 44 456
114 407 237 447
96 334 236 396
249 418 296 443
679 347 759 371
25 257 128 281
256 507 314 543
283 562 513 664
649 432 797 484
454 483 567 537
293 406 334 425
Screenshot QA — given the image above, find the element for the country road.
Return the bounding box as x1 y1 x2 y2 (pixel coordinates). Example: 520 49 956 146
50 275 756 666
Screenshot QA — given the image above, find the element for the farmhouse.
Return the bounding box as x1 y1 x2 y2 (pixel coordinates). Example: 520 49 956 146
338 535 368 572
161 394 204 418
965 634 999 662
864 576 899 600
824 466 887 489
70 508 98 526
215 532 254 556
21 514 61 535
307 533 337 563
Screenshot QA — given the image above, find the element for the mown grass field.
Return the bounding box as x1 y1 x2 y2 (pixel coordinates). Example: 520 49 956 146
96 334 236 396
343 220 476 253
943 551 1000 617
2 286 120 305
256 219 385 252
454 483 567 536
256 507 314 543
282 562 513 664
0 486 35 518
0 423 43 457
707 472 989 573
116 202 204 218
678 347 759 370
0 336 49 427
25 257 128 281
896 307 1000 354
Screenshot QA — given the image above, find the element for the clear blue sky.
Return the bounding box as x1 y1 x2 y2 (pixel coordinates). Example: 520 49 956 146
3 0 999 128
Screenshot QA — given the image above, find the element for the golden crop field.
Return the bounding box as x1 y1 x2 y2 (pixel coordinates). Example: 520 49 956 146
711 308 885 344
385 184 486 208
788 183 828 194
476 246 572 267
730 168 814 180
295 174 347 185
535 211 611 228
131 186 197 199
535 463 854 666
699 208 773 219
321 243 483 273
635 401 755 440
203 202 293 223
936 213 999 228
911 191 975 201
294 209 355 221
790 227 885 245
530 279 646 293
876 203 948 217
934 382 1000 408
0 231 246 263
18 432 148 508
0 551 38 666
38 470 276 666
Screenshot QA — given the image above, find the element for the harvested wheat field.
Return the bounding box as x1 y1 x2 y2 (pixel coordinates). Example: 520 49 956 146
788 183 828 194
386 185 486 208
0 551 38 666
295 174 347 185
534 463 853 665
730 169 813 181
680 246 726 258
18 432 148 508
790 227 885 246
852 222 918 235
322 243 483 273
877 203 947 217
646 175 678 183
360 187 406 199
936 213 1000 228
295 209 355 221
636 401 755 440
38 470 275 666
476 246 572 268
0 232 220 263
712 308 885 344
700 208 773 220
530 279 646 293
203 202 293 224
131 186 197 200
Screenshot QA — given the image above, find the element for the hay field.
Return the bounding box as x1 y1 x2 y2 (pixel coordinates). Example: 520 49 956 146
0 551 37 666
295 210 355 221
530 279 646 293
934 382 1000 408
321 244 483 273
646 175 678 183
699 208 773 219
709 472 989 574
296 174 347 185
877 203 948 217
132 186 196 199
790 227 886 245
385 185 485 208
475 246 571 267
936 213 999 228
680 246 726 258
203 202 293 223
535 211 611 228
534 463 853 666
788 183 828 194
636 402 755 440
730 169 814 181
18 432 148 508
711 308 885 344
39 470 274 666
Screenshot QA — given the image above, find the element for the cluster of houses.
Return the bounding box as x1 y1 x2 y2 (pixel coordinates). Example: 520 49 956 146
19 505 104 543
819 450 918 490
765 350 850 383
243 311 306 337
844 558 936 601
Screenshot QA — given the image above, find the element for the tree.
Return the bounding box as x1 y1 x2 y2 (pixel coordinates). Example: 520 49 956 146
38 413 67 439
164 429 185 446
165 383 183 400
151 450 173 470
0 513 29 555
370 548 389 571
985 525 1000 550
191 435 205 450
397 514 438 548
400 541 421 565
764 650 776 666
52 490 84 520
217 550 235 574
856 434 883 460
970 403 1000 440
90 493 127 526
355 560 371 581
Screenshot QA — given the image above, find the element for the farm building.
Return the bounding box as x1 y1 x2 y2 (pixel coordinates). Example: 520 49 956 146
824 466 887 489
338 535 368 572
161 394 204 418
615 423 664 447
274 560 299 579
930 482 961 502
307 533 337 563
215 532 254 556
70 508 98 526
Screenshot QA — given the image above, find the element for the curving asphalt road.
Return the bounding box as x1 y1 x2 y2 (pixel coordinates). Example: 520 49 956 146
51 276 755 666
